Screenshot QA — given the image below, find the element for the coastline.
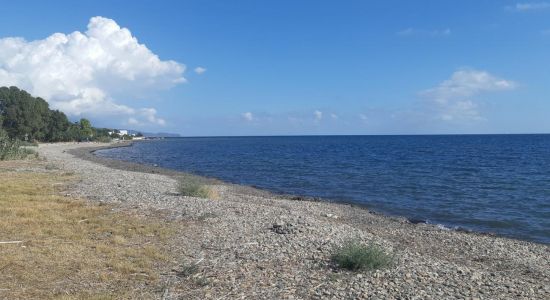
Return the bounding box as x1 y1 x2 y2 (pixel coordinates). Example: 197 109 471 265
37 142 550 299
72 141 328 202
83 141 537 244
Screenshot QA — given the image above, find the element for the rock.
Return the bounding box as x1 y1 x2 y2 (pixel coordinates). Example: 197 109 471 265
271 221 299 234
471 272 483 281
273 220 285 228
457 267 469 275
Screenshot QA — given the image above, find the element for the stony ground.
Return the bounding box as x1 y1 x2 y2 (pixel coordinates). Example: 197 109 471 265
38 142 549 299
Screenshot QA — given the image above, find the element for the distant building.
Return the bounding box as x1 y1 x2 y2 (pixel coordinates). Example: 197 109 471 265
119 130 128 135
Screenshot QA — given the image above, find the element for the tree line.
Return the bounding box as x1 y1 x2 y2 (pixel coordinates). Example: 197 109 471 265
0 86 113 142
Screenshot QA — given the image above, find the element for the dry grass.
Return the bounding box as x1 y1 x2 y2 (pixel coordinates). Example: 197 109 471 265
177 175 219 199
0 161 174 299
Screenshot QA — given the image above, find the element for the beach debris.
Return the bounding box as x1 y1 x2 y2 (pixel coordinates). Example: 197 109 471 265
0 241 23 245
323 213 339 219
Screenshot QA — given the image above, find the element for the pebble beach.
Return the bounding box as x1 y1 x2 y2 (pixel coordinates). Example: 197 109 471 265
37 142 549 299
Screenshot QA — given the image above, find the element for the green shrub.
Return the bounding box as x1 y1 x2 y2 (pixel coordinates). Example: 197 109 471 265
0 134 36 161
331 240 393 271
95 136 112 143
177 177 212 198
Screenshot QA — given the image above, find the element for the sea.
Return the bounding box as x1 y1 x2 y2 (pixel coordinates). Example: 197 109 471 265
95 135 550 244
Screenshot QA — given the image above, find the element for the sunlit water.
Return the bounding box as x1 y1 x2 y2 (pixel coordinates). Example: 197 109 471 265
96 135 550 244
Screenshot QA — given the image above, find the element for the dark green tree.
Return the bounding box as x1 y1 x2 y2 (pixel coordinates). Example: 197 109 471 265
47 110 71 142
0 87 50 141
79 118 93 140
0 86 104 142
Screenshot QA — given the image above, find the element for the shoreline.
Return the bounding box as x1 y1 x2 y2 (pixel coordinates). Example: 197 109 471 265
82 141 539 245
36 142 550 299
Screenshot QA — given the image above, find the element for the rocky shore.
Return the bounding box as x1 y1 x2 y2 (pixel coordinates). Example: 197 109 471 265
38 143 549 299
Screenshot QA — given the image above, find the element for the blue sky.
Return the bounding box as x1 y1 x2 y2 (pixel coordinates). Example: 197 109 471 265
0 1 549 135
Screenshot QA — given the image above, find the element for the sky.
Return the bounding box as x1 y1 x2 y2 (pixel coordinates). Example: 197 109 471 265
0 0 549 136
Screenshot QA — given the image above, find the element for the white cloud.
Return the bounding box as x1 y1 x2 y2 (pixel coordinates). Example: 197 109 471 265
242 112 254 121
507 2 550 11
421 69 516 121
542 29 550 35
140 108 166 125
330 113 338 120
397 28 451 37
0 16 186 126
314 110 323 121
359 114 368 121
127 117 139 125
194 66 207 74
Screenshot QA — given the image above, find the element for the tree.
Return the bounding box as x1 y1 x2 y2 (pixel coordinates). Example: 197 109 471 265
0 86 62 141
47 110 71 142
0 86 104 142
79 118 93 140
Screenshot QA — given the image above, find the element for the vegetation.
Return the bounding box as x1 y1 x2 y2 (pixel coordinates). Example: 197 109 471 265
331 240 394 271
177 176 217 199
0 86 117 142
0 132 36 160
0 161 174 298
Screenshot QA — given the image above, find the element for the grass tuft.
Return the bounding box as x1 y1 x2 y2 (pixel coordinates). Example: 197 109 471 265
177 176 217 199
177 262 200 277
331 240 394 271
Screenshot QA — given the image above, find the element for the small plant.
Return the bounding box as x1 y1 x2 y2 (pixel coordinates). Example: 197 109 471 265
177 262 199 278
45 163 59 170
331 240 393 271
177 176 214 199
194 276 209 287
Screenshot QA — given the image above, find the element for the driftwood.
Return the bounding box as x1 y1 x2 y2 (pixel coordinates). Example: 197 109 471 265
0 241 23 244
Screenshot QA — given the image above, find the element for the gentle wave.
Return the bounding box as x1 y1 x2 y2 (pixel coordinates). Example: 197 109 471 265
96 135 550 244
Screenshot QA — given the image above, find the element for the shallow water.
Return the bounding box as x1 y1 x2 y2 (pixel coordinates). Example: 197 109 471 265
96 135 550 244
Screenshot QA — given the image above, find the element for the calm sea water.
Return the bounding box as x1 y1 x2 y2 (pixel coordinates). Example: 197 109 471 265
96 135 550 244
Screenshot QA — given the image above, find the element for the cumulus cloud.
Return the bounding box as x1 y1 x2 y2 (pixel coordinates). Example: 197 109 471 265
330 113 338 120
0 16 186 126
127 117 139 125
242 112 254 121
507 2 550 11
397 28 451 37
421 69 516 121
314 110 323 121
194 67 207 74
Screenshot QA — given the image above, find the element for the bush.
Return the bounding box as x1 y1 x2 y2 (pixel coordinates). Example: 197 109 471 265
95 136 112 143
0 134 36 160
331 240 393 271
177 177 213 198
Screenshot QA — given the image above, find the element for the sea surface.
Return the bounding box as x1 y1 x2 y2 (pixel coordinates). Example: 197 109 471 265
95 135 550 244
